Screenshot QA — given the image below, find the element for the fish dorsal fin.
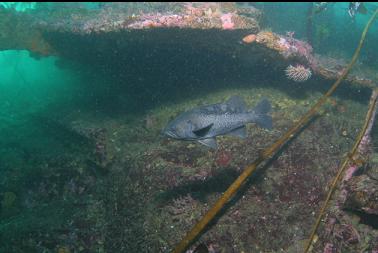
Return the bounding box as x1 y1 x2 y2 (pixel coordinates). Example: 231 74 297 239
226 96 247 112
227 126 247 138
198 138 217 149
192 123 214 137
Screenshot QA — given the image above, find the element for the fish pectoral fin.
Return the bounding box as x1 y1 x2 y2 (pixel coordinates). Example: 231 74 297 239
198 138 217 149
227 126 247 138
192 123 214 137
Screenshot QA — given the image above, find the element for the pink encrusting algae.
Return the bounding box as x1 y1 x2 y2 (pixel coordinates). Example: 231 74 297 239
220 13 234 30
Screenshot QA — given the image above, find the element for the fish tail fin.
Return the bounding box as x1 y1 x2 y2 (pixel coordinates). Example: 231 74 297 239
251 98 273 130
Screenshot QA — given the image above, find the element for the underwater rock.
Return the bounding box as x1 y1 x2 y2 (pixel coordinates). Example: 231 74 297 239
57 246 70 253
322 242 336 253
0 2 259 56
342 174 378 216
215 150 232 167
0 3 374 88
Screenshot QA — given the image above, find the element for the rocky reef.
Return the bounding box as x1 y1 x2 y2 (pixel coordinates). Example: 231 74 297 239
0 2 375 88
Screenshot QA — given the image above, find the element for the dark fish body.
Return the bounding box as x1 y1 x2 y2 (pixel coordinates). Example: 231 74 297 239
163 96 272 148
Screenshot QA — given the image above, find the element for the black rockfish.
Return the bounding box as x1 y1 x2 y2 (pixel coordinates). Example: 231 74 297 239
163 96 272 149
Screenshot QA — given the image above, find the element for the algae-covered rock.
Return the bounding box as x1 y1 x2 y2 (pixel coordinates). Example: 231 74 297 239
342 175 378 215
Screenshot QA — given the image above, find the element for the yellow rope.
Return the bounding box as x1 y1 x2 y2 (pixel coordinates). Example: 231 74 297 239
172 9 378 253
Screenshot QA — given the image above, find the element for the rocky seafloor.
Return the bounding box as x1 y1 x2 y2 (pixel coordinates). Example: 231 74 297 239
0 2 377 253
1 82 377 253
